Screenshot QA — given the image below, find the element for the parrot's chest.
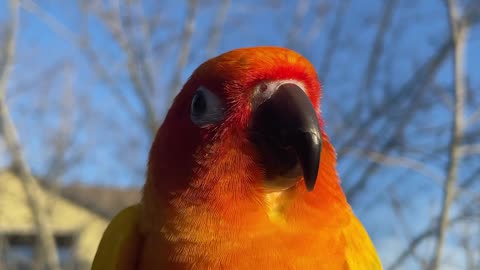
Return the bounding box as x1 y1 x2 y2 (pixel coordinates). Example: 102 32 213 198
138 218 347 270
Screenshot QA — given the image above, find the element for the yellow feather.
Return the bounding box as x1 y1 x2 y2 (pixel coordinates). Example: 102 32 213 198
91 204 142 270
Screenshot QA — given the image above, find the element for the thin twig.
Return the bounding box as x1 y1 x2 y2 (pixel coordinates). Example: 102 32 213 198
459 143 480 156
362 0 399 92
286 0 309 48
336 37 452 159
346 148 443 183
206 0 231 58
168 0 198 103
317 0 350 80
387 213 476 270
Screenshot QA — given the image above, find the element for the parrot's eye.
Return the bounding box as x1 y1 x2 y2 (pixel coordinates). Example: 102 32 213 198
190 87 224 127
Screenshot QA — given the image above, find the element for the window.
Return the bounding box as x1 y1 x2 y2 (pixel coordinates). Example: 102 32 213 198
56 234 76 270
0 233 77 270
3 234 36 270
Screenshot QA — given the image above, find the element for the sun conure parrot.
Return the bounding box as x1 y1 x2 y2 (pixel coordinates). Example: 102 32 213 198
92 47 382 270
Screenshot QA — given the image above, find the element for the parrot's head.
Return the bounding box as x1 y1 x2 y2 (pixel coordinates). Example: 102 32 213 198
146 47 338 207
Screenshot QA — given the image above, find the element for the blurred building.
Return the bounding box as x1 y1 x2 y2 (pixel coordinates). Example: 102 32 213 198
59 181 141 220
0 171 109 270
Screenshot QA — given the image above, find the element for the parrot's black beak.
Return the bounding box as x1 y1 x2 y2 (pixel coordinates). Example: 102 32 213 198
249 83 321 192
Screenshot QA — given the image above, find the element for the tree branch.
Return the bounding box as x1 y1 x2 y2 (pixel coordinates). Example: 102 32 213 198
317 0 350 80
286 0 309 48
20 0 146 129
387 213 476 270
206 0 230 58
336 36 452 159
168 0 198 103
346 148 443 183
0 1 61 269
362 0 399 91
429 0 470 268
0 1 19 95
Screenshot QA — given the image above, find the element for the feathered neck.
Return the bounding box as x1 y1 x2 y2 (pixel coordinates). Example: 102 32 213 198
142 130 350 233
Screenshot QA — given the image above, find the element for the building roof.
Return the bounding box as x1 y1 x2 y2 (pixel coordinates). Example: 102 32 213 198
0 170 108 234
59 182 141 219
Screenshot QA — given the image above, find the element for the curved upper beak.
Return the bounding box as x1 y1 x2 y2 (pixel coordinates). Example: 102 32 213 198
249 83 321 191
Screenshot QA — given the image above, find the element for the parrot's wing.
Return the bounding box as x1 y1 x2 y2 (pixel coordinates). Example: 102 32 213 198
343 216 383 270
92 204 143 270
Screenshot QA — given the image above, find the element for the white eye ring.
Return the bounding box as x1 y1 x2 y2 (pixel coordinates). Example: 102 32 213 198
190 87 225 127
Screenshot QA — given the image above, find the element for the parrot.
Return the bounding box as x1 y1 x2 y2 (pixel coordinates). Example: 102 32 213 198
92 47 382 270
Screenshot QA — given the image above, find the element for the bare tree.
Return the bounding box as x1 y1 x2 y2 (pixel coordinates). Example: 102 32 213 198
0 0 60 269
5 1 480 269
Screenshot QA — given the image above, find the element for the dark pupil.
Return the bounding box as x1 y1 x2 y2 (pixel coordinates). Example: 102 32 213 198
193 91 207 115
